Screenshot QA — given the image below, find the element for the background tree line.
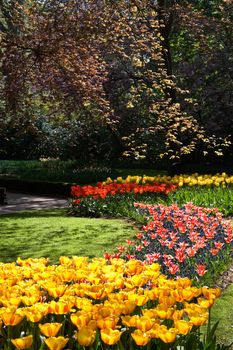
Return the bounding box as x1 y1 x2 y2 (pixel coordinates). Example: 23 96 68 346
0 0 232 169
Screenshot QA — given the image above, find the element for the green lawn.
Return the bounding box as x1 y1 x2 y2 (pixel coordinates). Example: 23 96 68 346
201 283 233 349
207 284 233 348
0 209 135 264
205 221 233 349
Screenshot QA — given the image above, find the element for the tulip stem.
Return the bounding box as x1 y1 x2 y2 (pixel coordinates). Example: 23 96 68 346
7 326 12 350
117 340 124 350
38 342 45 350
207 309 211 339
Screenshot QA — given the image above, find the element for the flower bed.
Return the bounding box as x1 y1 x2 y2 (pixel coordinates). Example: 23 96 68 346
71 182 177 200
70 182 177 218
103 173 233 188
109 203 233 284
0 257 221 350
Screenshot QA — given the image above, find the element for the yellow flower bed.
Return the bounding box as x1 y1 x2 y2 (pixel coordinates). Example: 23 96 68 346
104 172 233 187
0 257 220 349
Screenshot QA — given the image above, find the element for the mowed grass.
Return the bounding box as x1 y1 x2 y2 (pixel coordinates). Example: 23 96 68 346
0 209 136 264
203 218 233 348
209 284 233 348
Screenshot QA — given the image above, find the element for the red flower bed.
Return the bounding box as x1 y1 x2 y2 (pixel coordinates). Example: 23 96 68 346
71 182 177 202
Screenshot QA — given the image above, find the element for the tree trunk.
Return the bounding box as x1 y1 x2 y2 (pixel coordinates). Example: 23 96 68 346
157 0 176 102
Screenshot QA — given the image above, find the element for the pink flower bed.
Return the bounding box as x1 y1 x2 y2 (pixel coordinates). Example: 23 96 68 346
106 203 233 282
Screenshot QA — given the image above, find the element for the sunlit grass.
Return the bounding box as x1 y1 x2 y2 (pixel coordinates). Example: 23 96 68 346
0 209 136 264
202 283 233 348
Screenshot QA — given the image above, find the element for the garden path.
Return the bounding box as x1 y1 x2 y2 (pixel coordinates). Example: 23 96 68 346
216 264 233 290
0 192 68 214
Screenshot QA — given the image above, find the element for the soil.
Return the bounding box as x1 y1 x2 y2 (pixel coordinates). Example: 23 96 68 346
216 264 233 290
215 217 233 290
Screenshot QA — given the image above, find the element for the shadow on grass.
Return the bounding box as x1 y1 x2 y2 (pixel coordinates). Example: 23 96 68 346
0 209 68 219
0 208 136 264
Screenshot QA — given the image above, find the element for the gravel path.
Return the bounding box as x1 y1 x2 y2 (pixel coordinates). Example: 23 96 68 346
216 218 233 290
0 192 68 214
216 264 233 290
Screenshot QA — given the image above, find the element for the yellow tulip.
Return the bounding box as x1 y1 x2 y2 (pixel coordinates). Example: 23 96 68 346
128 293 148 306
122 300 136 314
174 320 193 335
159 296 176 307
1 297 22 308
23 309 45 323
170 289 185 302
157 326 177 343
72 256 89 268
148 323 160 338
1 278 18 287
157 287 170 299
202 287 221 300
47 285 67 298
48 301 72 314
171 310 184 321
105 177 112 184
21 295 41 306
70 311 92 329
100 328 121 345
11 335 33 349
76 327 96 346
121 315 135 327
58 270 76 282
1 310 24 326
155 305 174 319
125 260 144 275
131 329 151 346
44 337 69 350
21 294 41 306
130 274 148 287
142 309 158 318
39 323 62 337
180 287 200 301
75 297 92 310
134 316 156 332
84 288 106 300
189 314 209 326
107 292 126 302
23 286 41 297
102 302 121 316
145 288 159 300
95 306 112 319
59 256 72 266
175 277 192 288
97 316 119 329
197 297 215 308
87 320 97 330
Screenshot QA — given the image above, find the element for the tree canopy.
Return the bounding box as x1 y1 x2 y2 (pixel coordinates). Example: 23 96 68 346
0 0 232 165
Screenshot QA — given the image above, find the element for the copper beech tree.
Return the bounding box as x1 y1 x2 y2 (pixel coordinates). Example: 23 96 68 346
0 0 111 158
0 0 230 161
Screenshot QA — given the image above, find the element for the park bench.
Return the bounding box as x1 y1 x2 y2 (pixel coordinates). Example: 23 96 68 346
0 187 7 205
